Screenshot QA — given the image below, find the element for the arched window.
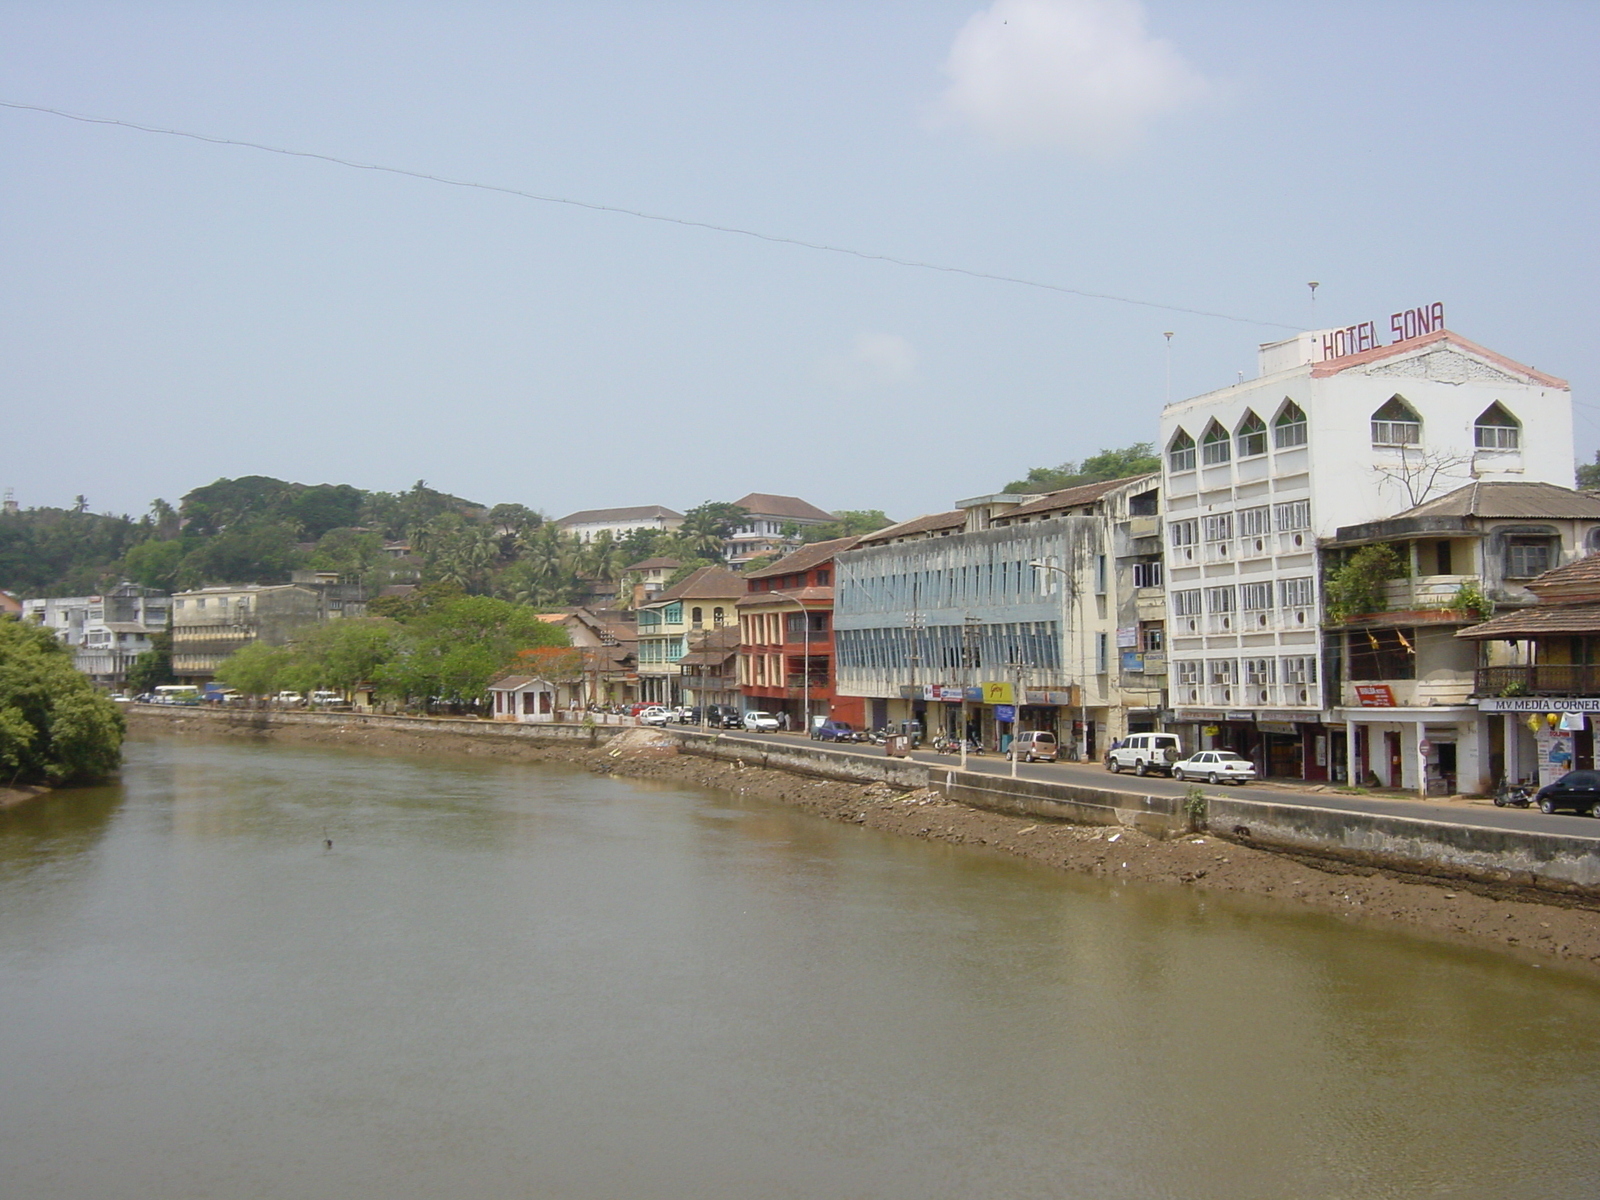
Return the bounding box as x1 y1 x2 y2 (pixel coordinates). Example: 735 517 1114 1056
1236 411 1267 457
691 606 703 625
1274 400 1307 448
713 607 726 626
1201 421 1231 466
1168 429 1195 472
1371 396 1421 447
1475 402 1520 451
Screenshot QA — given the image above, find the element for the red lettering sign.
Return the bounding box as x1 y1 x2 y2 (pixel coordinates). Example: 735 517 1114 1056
1390 302 1446 343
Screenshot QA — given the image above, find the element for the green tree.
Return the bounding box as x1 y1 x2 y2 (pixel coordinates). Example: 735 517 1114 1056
126 631 176 694
1578 451 1600 490
1000 442 1160 494
213 641 293 697
0 618 124 784
122 538 185 590
675 502 747 561
799 509 893 543
1324 544 1408 621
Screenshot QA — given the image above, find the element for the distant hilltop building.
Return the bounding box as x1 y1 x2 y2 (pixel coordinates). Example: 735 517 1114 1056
557 505 683 544
724 493 834 566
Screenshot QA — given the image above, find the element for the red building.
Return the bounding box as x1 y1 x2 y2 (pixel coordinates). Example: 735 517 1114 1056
737 536 864 733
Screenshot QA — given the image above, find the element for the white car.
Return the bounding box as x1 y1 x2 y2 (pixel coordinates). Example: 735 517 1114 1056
1171 750 1258 785
742 711 781 732
639 706 671 726
276 691 305 707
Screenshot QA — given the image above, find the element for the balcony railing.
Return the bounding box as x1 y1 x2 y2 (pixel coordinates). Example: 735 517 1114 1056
784 674 831 691
1476 665 1600 697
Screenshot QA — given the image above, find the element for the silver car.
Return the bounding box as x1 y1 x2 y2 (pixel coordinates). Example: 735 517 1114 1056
1171 750 1257 785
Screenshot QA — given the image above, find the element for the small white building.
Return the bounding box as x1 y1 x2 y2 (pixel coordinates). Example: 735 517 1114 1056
1160 319 1573 782
488 675 563 722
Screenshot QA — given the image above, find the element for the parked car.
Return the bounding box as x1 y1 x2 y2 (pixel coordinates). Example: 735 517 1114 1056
709 706 743 729
1106 733 1183 776
1007 730 1058 762
1171 750 1257 785
742 711 781 732
640 706 671 726
275 691 305 707
672 707 704 725
308 690 343 708
1533 769 1600 816
811 719 860 743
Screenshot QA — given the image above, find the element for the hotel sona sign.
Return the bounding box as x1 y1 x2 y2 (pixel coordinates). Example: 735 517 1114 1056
1319 302 1446 361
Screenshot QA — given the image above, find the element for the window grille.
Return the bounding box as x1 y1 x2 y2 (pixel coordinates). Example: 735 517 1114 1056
1474 403 1520 451
1371 397 1421 446
1201 423 1231 465
1168 430 1196 472
1171 588 1202 616
1274 500 1311 531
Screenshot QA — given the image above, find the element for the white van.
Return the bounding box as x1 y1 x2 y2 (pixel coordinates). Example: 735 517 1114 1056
1106 733 1182 776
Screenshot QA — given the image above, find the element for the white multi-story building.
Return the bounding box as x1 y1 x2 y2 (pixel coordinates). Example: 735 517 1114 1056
556 505 683 545
22 582 170 687
1160 322 1572 782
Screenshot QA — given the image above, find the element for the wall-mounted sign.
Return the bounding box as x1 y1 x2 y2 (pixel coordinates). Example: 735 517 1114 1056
1354 684 1396 707
982 681 1015 705
1480 697 1600 713
1320 302 1445 362
994 704 1016 723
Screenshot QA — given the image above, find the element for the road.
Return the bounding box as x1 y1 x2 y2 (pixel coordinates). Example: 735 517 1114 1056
702 728 1600 841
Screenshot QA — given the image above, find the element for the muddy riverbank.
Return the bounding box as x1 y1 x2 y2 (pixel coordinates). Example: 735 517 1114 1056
123 710 1600 970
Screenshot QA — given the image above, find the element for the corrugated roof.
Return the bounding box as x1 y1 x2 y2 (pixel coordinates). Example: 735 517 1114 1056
731 493 834 522
856 510 966 545
558 505 682 525
743 535 862 580
1457 602 1600 640
995 473 1157 520
1395 481 1600 521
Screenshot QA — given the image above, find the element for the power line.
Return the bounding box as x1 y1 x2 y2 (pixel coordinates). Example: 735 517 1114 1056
1 98 1301 331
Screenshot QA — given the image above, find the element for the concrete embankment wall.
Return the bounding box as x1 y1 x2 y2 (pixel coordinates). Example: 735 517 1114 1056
131 707 1600 897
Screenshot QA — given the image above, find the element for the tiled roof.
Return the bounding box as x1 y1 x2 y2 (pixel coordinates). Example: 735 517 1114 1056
1395 481 1600 522
655 565 745 602
623 557 682 571
1525 552 1600 600
743 536 862 580
736 585 833 608
557 505 682 525
1457 601 1600 640
995 474 1157 520
856 510 966 545
1309 328 1569 388
731 493 834 522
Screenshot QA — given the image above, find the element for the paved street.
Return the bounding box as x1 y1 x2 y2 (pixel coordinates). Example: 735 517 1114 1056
706 729 1600 841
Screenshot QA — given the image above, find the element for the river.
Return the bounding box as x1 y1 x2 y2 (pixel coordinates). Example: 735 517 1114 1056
3 734 1599 1199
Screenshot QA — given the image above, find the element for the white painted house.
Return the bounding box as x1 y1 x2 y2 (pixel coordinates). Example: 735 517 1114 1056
1160 322 1573 785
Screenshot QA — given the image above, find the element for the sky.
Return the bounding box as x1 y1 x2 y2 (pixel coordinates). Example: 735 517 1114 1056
3 1 1597 525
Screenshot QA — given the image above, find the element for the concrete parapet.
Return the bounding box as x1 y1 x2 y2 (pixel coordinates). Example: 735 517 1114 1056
1198 792 1600 895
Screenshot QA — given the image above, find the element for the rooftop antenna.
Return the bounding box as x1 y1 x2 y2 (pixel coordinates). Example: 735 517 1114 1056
1163 331 1174 406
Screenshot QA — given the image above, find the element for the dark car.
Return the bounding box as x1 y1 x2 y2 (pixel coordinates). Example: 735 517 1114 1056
811 719 859 743
1533 769 1600 816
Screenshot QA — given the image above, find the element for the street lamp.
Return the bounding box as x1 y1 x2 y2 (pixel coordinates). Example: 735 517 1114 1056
767 589 814 735
1029 558 1088 763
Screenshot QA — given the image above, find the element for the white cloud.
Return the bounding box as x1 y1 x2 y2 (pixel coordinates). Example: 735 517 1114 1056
820 332 917 391
936 0 1210 153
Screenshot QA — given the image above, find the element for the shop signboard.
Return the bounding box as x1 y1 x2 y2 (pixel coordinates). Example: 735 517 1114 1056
1354 684 1396 707
1116 625 1138 648
981 681 1015 705
994 704 1016 723
1535 727 1575 789
963 686 984 702
1120 649 1146 672
1176 709 1226 721
1225 711 1253 721
1480 697 1600 713
1259 722 1298 735
1561 711 1588 732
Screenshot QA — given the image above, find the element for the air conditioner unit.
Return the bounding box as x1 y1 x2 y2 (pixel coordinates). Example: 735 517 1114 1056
1288 670 1307 683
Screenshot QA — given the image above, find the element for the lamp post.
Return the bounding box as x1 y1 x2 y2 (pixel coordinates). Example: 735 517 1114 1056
768 589 813 735
1030 557 1087 763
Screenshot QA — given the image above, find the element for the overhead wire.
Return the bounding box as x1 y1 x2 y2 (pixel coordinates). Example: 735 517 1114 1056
0 98 1301 332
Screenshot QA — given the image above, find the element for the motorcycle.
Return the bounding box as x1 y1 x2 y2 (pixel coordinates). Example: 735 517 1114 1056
1493 779 1534 808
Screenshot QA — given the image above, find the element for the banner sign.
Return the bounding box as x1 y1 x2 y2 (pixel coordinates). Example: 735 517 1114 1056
981 681 1015 705
1354 684 1396 707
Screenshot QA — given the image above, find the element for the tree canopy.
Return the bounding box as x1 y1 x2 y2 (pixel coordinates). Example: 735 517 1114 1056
1000 443 1160 494
0 618 125 784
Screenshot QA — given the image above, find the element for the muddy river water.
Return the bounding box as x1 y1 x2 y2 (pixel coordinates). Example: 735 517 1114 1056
4 734 1600 1199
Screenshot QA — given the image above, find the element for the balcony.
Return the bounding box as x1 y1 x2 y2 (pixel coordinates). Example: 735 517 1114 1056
784 674 831 692
1476 665 1600 698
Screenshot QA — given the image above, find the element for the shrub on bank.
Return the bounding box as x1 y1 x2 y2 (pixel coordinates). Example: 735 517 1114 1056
0 617 125 784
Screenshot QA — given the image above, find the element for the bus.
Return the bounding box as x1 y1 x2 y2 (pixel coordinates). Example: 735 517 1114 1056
152 685 202 706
